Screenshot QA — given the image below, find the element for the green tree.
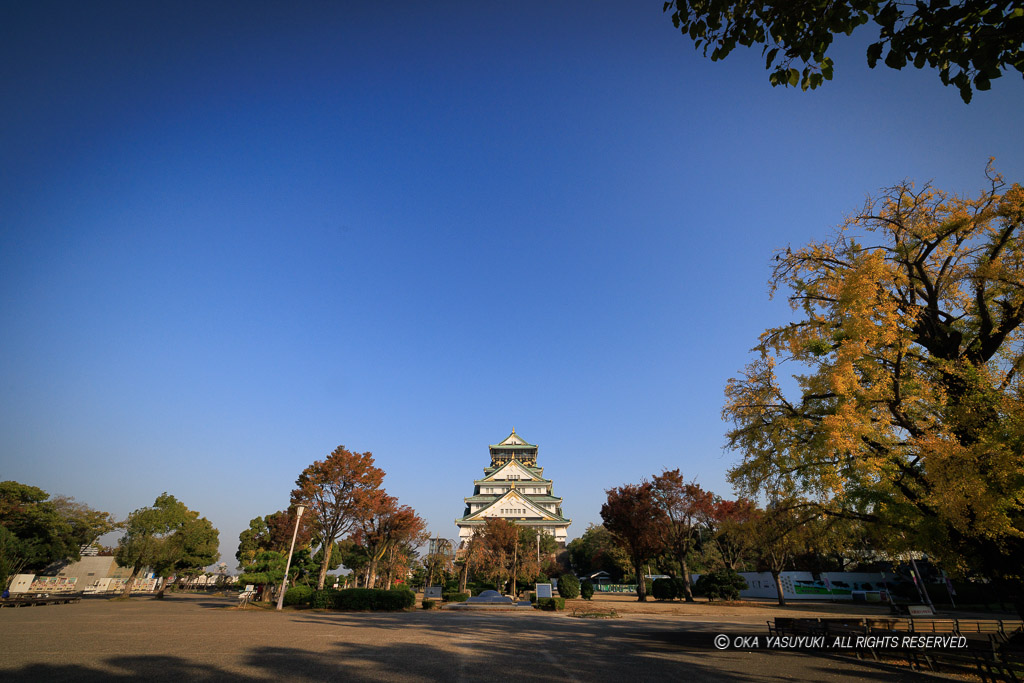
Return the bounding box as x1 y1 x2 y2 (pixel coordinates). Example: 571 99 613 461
566 524 631 581
0 481 116 589
236 516 270 569
724 168 1024 613
664 0 1024 102
236 507 314 571
292 445 385 589
744 501 814 606
238 551 287 602
154 514 219 598
115 493 218 598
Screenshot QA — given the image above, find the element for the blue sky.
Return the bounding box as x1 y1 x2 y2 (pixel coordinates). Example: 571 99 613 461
3 2 1023 569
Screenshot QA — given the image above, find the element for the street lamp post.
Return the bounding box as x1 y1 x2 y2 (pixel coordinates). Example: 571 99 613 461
275 503 306 611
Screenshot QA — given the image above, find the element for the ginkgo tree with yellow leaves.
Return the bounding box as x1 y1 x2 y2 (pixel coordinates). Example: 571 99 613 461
724 164 1024 611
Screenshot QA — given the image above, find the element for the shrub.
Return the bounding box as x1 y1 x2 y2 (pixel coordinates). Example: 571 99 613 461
580 580 594 600
422 599 437 610
536 597 566 611
694 570 747 601
529 592 537 604
651 578 679 601
283 585 314 606
558 575 580 599
311 589 342 609
645 578 654 596
673 577 691 599
314 588 415 611
442 592 470 603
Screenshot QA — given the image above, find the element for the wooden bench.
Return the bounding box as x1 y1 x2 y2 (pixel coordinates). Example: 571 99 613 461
0 595 81 608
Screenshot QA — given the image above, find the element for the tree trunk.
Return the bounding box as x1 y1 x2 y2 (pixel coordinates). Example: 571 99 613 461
635 561 647 602
457 560 470 594
317 542 333 590
155 576 168 600
382 547 394 590
772 569 786 606
121 564 142 598
680 557 694 602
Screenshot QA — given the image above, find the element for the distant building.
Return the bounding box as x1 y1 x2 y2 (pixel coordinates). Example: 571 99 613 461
21 556 141 594
455 429 571 547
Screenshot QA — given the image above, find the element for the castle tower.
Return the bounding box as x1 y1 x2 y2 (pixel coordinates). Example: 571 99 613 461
455 429 571 547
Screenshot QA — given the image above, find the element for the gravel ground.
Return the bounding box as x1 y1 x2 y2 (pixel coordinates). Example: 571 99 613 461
1 592 946 682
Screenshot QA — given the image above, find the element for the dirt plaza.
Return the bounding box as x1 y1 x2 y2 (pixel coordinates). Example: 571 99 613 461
0 593 948 682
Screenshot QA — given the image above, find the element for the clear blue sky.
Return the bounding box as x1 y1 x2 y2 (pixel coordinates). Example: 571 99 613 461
3 2 1023 570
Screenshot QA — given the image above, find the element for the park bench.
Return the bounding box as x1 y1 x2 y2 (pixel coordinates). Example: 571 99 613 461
909 618 958 633
820 618 869 636
767 617 823 636
0 595 81 608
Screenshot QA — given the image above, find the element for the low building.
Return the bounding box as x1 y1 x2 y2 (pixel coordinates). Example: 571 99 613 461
26 556 153 594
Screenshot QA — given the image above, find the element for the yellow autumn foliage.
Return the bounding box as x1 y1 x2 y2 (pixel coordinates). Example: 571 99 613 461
724 165 1024 586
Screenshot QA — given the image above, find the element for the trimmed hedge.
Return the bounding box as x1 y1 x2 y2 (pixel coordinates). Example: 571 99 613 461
312 588 416 611
694 570 747 601
536 597 566 611
443 592 470 602
422 599 437 610
652 578 678 601
283 585 315 606
580 580 594 600
558 575 580 599
311 588 342 609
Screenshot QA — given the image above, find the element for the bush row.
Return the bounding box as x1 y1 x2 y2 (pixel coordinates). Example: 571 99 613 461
442 592 470 602
310 587 416 610
651 577 691 601
536 597 566 611
283 585 315 606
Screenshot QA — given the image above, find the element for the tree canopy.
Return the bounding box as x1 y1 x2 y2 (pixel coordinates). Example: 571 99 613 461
600 483 666 601
115 493 219 597
663 0 1024 102
724 166 1024 608
292 445 385 589
1 481 117 589
651 470 714 602
236 508 314 570
567 523 631 581
351 491 427 589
